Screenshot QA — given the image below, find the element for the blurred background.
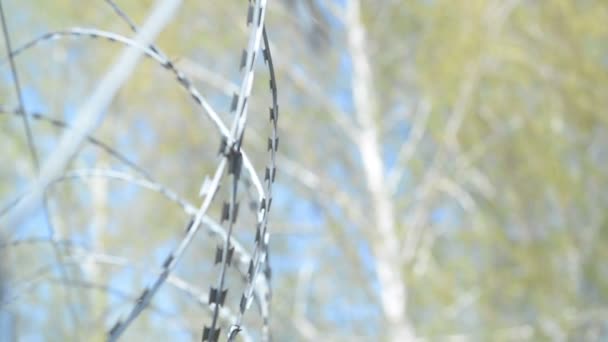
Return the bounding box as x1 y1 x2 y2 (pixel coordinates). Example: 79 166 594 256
1 0 608 341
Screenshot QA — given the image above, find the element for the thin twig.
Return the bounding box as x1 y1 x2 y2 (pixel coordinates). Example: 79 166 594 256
0 1 81 332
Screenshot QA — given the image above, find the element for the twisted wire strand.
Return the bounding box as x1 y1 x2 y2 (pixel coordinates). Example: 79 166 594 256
0 106 151 222
1 1 277 340
0 237 252 342
58 168 262 274
0 106 152 180
0 18 226 341
228 26 279 342
2 28 269 337
0 0 182 235
93 2 271 340
104 0 166 60
205 1 268 340
0 109 263 280
57 168 270 325
106 116 225 341
0 107 270 321
2 27 266 202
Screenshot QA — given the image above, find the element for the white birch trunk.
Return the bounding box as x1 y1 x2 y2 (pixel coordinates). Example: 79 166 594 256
346 1 416 340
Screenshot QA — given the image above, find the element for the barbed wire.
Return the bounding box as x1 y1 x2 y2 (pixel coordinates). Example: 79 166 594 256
0 236 252 341
0 0 278 341
3 26 266 202
0 106 153 180
205 1 271 341
227 25 279 342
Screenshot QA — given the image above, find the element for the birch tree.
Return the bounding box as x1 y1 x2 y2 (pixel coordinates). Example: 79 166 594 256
1 0 608 341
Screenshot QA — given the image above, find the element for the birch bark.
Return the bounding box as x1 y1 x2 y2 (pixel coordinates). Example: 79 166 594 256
346 1 416 340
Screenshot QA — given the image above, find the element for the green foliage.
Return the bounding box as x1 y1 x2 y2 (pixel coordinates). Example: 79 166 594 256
1 0 608 340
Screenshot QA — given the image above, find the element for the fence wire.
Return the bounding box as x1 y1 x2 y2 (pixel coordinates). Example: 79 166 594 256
0 0 278 341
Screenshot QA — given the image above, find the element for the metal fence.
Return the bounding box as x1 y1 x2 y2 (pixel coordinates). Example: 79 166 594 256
0 1 278 341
